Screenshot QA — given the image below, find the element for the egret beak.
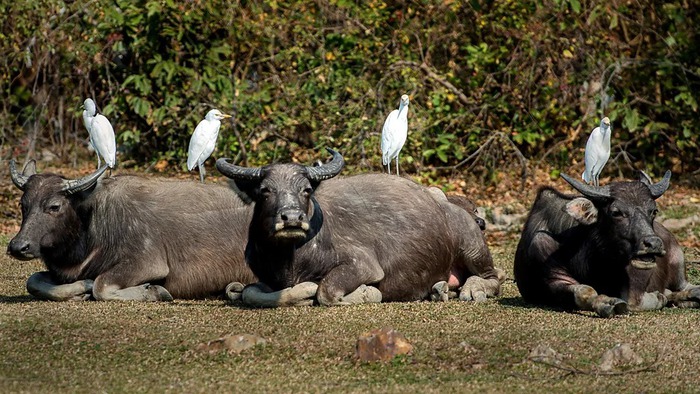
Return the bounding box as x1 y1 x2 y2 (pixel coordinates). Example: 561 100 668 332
221 114 232 119
602 117 610 126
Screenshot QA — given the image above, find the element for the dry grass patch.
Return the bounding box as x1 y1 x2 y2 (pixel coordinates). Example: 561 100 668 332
1 238 700 393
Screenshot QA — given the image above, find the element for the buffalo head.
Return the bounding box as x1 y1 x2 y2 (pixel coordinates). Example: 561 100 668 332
561 170 671 270
7 161 107 260
216 148 344 242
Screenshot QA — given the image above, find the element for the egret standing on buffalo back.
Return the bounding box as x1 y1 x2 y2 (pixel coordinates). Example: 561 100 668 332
187 109 232 183
82 98 117 170
381 94 410 175
581 117 611 187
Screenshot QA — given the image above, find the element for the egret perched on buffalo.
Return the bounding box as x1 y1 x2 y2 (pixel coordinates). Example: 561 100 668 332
187 109 232 183
82 98 117 170
582 117 612 187
381 94 410 175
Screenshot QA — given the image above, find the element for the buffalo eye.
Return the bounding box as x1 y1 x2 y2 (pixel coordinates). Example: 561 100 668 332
650 208 658 218
259 186 273 198
301 187 313 198
46 203 61 213
610 208 626 219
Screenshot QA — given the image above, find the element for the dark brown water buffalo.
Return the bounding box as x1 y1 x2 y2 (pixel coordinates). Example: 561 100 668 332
514 171 699 317
216 148 502 307
7 161 255 301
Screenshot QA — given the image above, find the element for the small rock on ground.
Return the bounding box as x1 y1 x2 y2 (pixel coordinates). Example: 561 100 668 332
195 333 267 355
356 327 413 362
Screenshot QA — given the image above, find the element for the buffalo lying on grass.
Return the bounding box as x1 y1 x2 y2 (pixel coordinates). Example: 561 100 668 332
216 148 503 307
514 171 699 317
7 161 255 301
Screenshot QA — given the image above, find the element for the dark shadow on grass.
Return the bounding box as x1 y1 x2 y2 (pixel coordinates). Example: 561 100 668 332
0 294 37 303
498 296 604 318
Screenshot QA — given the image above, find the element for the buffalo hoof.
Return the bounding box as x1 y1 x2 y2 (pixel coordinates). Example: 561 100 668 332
430 281 449 302
337 285 382 305
149 285 174 302
594 296 628 318
459 275 498 302
631 291 667 311
242 282 318 307
225 282 246 301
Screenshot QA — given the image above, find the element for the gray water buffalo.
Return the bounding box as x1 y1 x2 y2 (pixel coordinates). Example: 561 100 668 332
7 161 255 301
215 148 502 307
514 171 699 317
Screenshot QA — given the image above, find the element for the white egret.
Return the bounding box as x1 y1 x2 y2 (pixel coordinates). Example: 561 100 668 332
187 109 232 183
381 94 410 175
581 117 612 187
82 98 117 169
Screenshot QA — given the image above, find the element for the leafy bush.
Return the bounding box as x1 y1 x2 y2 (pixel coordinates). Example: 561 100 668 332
1 0 698 176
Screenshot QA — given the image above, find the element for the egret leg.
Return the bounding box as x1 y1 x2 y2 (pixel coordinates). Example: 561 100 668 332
386 162 391 175
395 155 400 176
198 164 206 183
96 153 102 169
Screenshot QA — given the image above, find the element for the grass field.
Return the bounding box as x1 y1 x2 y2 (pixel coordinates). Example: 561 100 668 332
1 234 700 393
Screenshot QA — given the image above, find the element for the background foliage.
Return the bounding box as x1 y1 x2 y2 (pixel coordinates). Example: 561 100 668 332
1 0 699 178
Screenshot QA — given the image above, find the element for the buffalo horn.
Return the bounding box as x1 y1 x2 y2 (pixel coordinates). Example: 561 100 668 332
9 160 29 190
560 173 611 200
638 171 653 186
215 158 264 181
61 164 109 194
645 170 671 200
305 148 345 181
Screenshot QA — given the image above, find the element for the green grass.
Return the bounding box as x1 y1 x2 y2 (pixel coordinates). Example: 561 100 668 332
1 238 700 393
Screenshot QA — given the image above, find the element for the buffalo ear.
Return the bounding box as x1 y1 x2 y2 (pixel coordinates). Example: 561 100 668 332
565 197 598 225
227 179 257 205
22 160 37 177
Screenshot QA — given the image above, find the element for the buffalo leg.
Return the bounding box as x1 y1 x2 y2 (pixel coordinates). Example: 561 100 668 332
26 271 93 301
459 268 506 302
566 284 629 317
628 291 668 311
241 282 318 307
665 284 700 308
430 281 450 302
316 252 385 306
92 259 172 301
337 284 382 305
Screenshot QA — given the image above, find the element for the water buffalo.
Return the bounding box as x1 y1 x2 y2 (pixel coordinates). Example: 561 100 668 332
7 161 255 301
446 194 486 231
514 171 699 317
215 148 503 307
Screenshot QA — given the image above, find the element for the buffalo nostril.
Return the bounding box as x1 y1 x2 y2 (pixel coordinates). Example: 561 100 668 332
297 213 304 221
281 214 288 222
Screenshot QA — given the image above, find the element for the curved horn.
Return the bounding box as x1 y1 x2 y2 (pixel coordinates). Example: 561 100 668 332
305 148 345 181
639 171 653 186
61 164 109 195
215 158 264 181
9 160 29 190
646 170 671 200
560 173 611 200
